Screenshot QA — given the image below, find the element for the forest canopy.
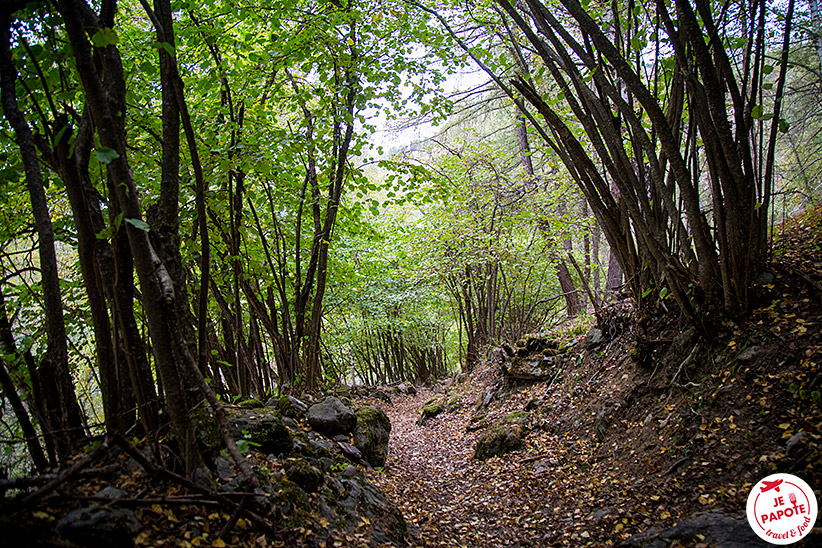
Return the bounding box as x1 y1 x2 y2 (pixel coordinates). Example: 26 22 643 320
0 0 815 476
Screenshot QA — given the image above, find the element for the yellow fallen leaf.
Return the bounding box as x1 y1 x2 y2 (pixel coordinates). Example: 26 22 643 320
212 539 226 548
778 422 791 429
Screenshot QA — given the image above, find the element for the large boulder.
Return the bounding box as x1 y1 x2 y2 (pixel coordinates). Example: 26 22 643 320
473 411 529 460
307 396 357 436
353 406 391 468
502 356 556 381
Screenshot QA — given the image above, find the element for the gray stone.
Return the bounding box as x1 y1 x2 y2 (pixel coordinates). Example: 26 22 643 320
353 406 391 468
215 455 235 480
57 506 141 547
585 327 605 349
229 411 292 455
93 486 126 500
621 512 768 547
502 356 555 381
338 441 366 465
341 465 359 478
786 431 809 457
395 382 416 395
417 397 446 426
273 395 309 418
307 396 357 436
757 272 775 285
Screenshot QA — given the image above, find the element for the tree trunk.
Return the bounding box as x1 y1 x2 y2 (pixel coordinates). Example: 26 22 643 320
0 23 84 459
58 0 201 474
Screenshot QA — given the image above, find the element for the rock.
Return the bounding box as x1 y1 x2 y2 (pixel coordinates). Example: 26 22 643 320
94 486 126 500
274 395 309 418
477 385 498 413
353 406 391 468
487 347 508 366
473 411 529 460
395 382 416 395
502 356 555 381
416 397 446 426
307 396 357 436
215 455 235 480
585 327 605 349
501 342 515 357
270 479 310 521
285 457 324 493
621 512 768 547
341 465 359 479
757 271 775 285
736 345 763 363
56 506 141 547
338 441 367 465
371 389 392 404
237 398 264 409
671 327 697 355
786 431 809 457
309 438 338 457
466 414 487 433
229 410 292 455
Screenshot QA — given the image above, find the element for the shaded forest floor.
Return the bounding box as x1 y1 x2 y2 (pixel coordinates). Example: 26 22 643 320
359 206 822 547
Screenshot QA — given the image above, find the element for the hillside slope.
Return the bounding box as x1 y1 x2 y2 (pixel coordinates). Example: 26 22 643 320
361 207 822 547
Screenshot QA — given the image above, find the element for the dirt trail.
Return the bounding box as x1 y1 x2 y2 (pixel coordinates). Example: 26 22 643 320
364 385 563 548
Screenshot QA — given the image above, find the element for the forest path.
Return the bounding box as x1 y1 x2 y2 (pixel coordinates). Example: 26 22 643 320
363 385 563 547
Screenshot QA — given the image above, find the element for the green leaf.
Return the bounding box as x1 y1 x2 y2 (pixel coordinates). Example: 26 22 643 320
95 147 120 164
91 28 119 48
124 218 150 232
763 64 773 75
750 105 763 120
778 118 789 133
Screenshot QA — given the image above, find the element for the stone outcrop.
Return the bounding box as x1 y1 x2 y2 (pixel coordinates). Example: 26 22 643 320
473 411 530 460
307 396 357 436
354 405 392 468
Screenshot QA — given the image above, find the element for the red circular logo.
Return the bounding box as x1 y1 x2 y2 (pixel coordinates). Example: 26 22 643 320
747 473 818 544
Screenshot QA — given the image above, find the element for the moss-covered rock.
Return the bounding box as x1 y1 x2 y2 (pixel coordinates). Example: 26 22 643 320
270 479 311 524
276 394 309 418
502 356 555 381
416 397 445 425
353 406 391 468
232 411 293 456
285 457 325 493
237 398 264 409
193 408 292 456
473 411 529 460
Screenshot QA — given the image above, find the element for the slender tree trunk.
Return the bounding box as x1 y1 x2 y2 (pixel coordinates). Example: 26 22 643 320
0 23 84 459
